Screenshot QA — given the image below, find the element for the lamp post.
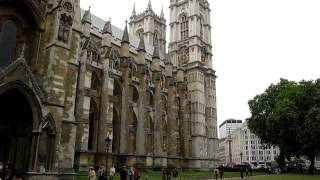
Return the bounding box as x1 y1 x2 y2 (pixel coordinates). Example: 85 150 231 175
240 152 243 165
105 136 111 179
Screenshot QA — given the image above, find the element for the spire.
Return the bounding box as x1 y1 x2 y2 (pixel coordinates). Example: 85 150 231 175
160 5 164 19
81 7 92 24
146 0 152 11
121 20 130 44
152 44 160 59
138 36 146 52
131 2 136 18
102 18 112 35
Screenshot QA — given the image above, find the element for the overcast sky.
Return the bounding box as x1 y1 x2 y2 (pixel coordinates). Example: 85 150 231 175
80 0 320 129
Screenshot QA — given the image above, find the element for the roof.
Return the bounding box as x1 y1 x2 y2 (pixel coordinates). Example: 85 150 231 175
80 9 166 60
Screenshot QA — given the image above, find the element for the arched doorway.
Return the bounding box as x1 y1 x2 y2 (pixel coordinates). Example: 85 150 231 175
0 88 37 171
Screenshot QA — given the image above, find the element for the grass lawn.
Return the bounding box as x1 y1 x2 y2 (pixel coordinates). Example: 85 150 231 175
75 171 265 180
243 174 320 180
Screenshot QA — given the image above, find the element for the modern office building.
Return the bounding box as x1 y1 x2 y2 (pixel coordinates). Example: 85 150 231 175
218 121 280 167
219 119 242 138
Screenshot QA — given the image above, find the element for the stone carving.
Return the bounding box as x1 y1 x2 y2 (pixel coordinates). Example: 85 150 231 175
58 13 73 43
58 0 74 43
178 47 189 65
201 47 207 62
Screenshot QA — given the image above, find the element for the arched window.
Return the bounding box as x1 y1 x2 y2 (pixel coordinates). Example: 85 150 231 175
91 72 100 95
136 29 144 38
0 20 17 66
200 17 203 39
180 15 188 40
88 100 98 150
153 32 158 47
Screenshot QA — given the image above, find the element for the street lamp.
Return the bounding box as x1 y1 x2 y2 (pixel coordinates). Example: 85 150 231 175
105 136 111 179
240 152 243 165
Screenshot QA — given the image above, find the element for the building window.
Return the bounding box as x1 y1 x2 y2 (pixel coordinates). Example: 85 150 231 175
200 17 203 39
0 20 17 66
180 15 188 40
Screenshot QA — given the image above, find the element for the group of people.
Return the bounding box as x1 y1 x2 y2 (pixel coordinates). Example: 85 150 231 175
213 166 224 180
0 161 22 180
161 168 179 180
88 164 116 180
119 166 140 180
90 165 179 180
240 167 252 179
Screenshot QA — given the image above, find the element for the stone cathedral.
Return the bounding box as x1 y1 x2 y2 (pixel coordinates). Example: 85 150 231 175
0 0 217 179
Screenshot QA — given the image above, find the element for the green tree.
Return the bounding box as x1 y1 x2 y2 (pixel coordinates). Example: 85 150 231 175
247 79 320 172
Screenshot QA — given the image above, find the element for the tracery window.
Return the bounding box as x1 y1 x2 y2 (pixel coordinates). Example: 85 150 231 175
180 15 188 40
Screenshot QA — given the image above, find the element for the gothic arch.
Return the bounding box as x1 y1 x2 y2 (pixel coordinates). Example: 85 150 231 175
37 113 56 171
0 9 38 67
91 71 101 95
128 108 137 154
129 84 139 103
113 79 122 98
0 80 43 127
0 80 48 172
145 89 154 107
144 113 153 155
88 99 99 150
136 28 144 38
112 107 120 154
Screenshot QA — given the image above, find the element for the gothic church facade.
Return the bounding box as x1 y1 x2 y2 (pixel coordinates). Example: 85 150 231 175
0 0 217 179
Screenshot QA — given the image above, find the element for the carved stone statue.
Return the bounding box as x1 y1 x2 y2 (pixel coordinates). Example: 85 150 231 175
58 14 73 43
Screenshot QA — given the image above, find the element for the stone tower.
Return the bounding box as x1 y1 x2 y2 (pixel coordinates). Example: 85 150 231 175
168 0 218 168
129 0 167 52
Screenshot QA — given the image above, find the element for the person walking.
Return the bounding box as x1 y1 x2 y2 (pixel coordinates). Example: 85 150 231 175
133 168 140 180
166 168 172 180
162 168 167 180
88 167 97 180
127 167 134 180
98 164 106 180
109 165 116 180
172 168 178 180
245 167 249 177
213 168 219 180
218 166 224 180
240 167 244 179
120 166 128 180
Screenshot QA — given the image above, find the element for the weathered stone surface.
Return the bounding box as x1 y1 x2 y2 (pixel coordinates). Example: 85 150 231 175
0 1 218 179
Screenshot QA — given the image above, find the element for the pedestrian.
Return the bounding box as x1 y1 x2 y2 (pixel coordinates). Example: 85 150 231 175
4 162 14 180
172 168 178 180
88 167 97 180
109 165 116 180
240 167 244 179
127 167 134 180
213 168 219 180
162 168 167 180
245 167 249 177
134 168 140 180
120 165 128 180
249 167 252 176
98 164 106 180
0 162 4 180
166 168 172 180
218 166 224 180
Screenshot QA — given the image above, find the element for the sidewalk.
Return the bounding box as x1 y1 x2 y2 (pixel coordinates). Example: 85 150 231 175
207 175 269 180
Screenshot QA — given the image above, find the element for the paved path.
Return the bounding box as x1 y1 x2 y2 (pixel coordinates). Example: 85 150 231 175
207 175 269 180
